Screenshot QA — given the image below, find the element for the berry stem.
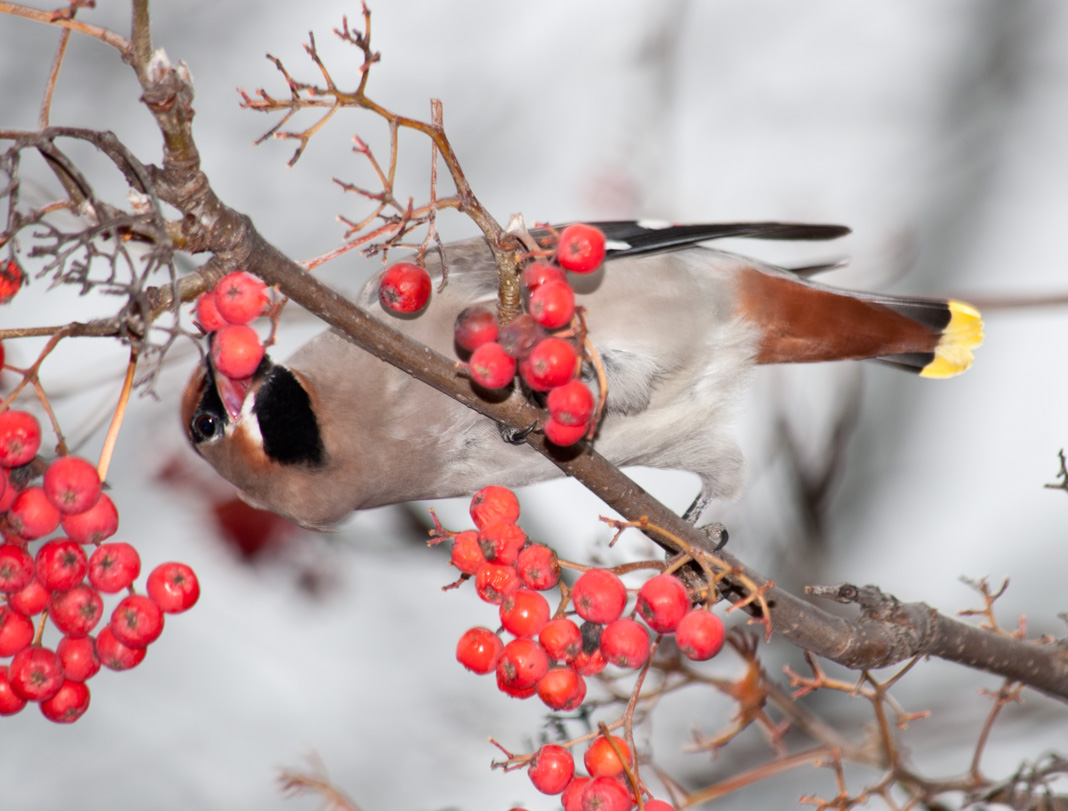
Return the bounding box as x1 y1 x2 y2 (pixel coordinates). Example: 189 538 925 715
97 347 138 481
33 607 48 647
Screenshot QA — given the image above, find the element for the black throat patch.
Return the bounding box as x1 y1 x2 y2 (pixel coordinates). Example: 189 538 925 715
252 366 326 468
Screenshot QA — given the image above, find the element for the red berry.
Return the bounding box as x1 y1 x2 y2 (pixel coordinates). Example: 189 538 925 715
528 280 576 330
520 261 568 297
88 542 141 593
453 305 499 353
516 543 560 591
0 665 27 715
0 605 34 657
520 338 579 392
61 492 119 544
556 224 607 274
497 637 549 691
571 569 628 625
7 486 61 540
146 562 200 613
547 380 595 427
211 324 265 380
499 588 551 637
378 262 431 314
9 576 49 615
40 679 90 723
644 800 678 811
194 291 227 332
675 609 725 661
214 271 269 325
56 635 100 682
496 668 537 699
469 485 521 528
528 744 575 795
600 618 651 669
95 626 147 671
0 259 24 305
478 519 526 565
110 594 164 648
539 617 583 664
584 734 632 777
43 456 102 514
572 646 607 677
636 573 690 634
536 666 586 711
0 409 41 467
474 561 521 605
497 314 547 360
543 417 588 447
0 478 15 513
455 626 504 675
580 775 631 811
561 776 591 811
49 585 104 638
9 646 64 701
468 342 516 389
35 538 88 591
0 467 7 501
0 543 34 593
449 529 485 575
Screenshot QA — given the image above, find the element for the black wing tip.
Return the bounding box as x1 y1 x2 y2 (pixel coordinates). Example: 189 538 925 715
583 220 852 259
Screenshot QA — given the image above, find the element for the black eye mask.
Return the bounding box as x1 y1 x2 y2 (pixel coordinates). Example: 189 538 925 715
252 366 325 468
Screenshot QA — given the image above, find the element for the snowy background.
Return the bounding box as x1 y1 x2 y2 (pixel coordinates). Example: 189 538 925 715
2 1 1067 809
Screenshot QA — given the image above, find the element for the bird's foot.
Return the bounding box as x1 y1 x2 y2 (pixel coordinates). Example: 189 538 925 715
498 421 537 445
696 522 729 553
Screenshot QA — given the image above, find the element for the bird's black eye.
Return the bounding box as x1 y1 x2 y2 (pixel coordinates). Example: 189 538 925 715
191 412 219 442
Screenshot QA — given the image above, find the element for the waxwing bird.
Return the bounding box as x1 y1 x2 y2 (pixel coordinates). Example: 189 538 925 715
182 222 983 530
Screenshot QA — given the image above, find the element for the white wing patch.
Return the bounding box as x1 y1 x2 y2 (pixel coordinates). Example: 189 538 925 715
636 219 673 230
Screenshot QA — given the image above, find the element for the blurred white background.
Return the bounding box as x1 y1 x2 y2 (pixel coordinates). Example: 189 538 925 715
2 1 1067 809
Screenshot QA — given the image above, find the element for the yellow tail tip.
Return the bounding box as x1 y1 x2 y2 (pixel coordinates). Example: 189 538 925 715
920 300 984 379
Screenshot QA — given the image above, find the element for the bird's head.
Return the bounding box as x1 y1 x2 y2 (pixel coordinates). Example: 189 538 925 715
181 344 328 523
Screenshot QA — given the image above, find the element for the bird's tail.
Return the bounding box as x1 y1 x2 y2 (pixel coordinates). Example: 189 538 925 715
860 295 983 378
735 268 984 378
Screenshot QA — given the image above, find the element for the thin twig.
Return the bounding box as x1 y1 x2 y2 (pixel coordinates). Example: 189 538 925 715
97 347 138 481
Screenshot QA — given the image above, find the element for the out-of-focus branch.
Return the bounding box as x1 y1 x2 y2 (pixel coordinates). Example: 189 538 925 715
0 1 130 54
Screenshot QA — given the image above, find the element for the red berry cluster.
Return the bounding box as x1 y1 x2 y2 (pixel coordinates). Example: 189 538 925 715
455 224 607 447
444 485 724 808
378 262 433 315
531 734 678 811
0 409 200 723
193 271 271 379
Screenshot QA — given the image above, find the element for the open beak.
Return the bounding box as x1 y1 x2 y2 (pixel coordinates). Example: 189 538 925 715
204 333 258 424
213 369 252 423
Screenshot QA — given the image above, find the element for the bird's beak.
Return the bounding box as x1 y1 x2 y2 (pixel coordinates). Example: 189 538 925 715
213 370 252 423
204 334 256 424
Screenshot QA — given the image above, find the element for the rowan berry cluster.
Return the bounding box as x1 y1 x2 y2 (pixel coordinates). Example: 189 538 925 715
454 223 607 447
193 271 272 379
438 485 726 810
0 409 200 723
